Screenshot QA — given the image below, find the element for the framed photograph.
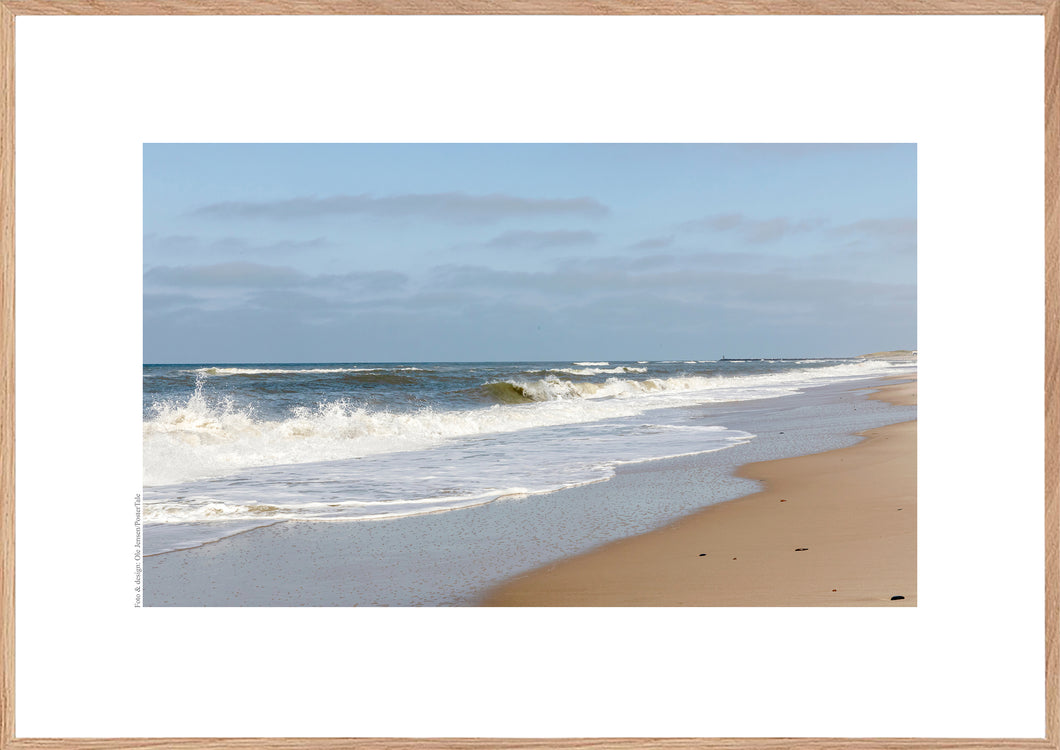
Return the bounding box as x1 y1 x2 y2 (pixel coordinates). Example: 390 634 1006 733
1 2 1056 748
141 141 919 609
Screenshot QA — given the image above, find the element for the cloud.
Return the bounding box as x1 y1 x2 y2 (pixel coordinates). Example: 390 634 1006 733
832 217 917 241
145 234 328 255
627 236 674 251
831 217 915 234
193 192 611 223
823 218 917 263
143 234 199 254
145 262 308 288
316 270 409 292
483 230 599 250
558 251 768 275
681 213 826 243
209 236 329 254
145 262 408 295
143 292 206 313
146 257 914 362
242 290 354 317
424 261 913 319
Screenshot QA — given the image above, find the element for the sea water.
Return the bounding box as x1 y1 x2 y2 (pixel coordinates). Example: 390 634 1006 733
142 358 915 555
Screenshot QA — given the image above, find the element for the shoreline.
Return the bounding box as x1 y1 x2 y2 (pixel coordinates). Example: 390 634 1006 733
483 377 916 606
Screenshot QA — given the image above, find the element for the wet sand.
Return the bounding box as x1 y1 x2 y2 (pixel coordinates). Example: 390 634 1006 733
485 378 916 606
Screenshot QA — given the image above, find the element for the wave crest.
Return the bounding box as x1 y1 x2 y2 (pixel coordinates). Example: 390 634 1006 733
145 359 909 486
551 366 648 376
197 366 426 376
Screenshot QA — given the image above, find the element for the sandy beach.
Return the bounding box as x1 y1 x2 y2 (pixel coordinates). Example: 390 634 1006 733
485 377 916 606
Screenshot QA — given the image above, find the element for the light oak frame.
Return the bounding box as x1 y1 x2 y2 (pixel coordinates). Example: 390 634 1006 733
0 2 1056 748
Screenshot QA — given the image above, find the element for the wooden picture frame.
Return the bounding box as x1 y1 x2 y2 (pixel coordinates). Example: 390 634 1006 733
0 2 1055 748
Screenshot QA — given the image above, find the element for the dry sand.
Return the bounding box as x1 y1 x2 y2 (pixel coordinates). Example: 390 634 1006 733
485 377 916 606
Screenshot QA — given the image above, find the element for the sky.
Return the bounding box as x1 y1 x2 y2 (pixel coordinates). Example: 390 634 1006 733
143 144 916 363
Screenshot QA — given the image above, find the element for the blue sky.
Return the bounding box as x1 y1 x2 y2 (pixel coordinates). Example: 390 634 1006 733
144 144 915 363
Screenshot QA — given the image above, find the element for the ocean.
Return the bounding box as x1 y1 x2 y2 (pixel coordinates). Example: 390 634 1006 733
142 357 916 557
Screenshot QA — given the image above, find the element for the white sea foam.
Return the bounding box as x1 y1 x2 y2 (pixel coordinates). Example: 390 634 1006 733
498 360 905 403
549 366 648 376
196 366 425 376
573 361 609 366
143 418 755 546
143 359 910 487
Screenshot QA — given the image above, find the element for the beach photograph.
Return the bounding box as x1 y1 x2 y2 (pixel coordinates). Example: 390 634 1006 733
142 143 917 607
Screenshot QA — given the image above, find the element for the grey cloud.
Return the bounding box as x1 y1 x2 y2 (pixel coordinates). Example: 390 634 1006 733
772 248 913 285
426 261 913 317
144 234 198 253
681 213 826 243
241 290 366 321
835 218 911 236
700 214 744 231
331 290 481 313
832 218 917 240
627 236 674 251
558 250 768 275
432 253 765 297
626 254 677 272
145 262 308 288
145 234 329 257
194 192 610 223
146 260 914 362
317 270 409 293
825 218 917 261
143 292 206 313
682 250 771 269
244 289 341 311
145 263 408 296
430 244 910 311
484 230 598 251
210 236 329 254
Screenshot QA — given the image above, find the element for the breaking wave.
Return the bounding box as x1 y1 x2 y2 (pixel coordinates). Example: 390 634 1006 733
549 366 648 376
485 360 903 404
197 366 426 376
142 420 756 537
481 381 535 404
144 359 908 487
